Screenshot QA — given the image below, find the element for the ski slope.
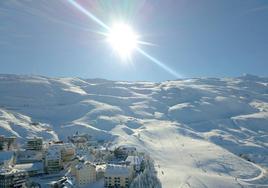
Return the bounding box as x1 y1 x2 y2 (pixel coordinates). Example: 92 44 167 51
114 120 267 187
0 74 267 187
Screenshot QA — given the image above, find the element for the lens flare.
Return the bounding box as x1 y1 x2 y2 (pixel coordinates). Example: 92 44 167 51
137 48 180 78
67 0 109 30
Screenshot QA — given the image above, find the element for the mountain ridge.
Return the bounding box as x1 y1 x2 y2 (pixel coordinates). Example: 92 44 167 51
0 74 267 187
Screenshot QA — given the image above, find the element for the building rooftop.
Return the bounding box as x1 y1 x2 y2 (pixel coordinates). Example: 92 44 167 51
14 162 44 172
0 167 25 175
49 143 74 149
75 161 95 170
17 150 43 161
105 164 132 177
26 136 43 140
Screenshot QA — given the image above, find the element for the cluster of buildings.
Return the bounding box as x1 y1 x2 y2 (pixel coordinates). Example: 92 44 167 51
0 134 145 188
0 136 76 187
104 164 133 188
0 167 27 188
103 146 144 188
0 136 42 187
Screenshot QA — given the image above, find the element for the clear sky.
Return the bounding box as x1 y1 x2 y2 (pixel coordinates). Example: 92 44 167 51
0 0 268 81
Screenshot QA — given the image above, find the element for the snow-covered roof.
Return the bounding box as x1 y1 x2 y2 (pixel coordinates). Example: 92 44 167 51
75 161 95 170
14 162 44 172
105 164 132 177
26 136 42 140
49 144 64 149
16 150 43 161
0 167 25 175
49 143 75 150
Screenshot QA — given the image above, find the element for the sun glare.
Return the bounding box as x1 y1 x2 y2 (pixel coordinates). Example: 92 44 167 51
107 23 138 60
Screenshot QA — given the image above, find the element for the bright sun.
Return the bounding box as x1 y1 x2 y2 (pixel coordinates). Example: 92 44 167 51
107 23 138 60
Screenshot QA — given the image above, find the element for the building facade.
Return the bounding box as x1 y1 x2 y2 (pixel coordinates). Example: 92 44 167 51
104 165 133 188
26 137 43 151
73 161 96 187
0 168 27 188
45 148 63 174
0 135 17 151
60 143 75 162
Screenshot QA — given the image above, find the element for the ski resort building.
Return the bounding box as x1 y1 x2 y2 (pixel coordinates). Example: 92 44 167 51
60 143 76 162
26 137 43 151
72 161 96 187
0 168 27 188
45 147 63 174
114 146 137 159
0 135 17 151
104 164 134 188
68 132 92 149
119 146 137 155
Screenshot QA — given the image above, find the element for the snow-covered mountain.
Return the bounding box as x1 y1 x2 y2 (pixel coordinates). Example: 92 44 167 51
0 74 267 187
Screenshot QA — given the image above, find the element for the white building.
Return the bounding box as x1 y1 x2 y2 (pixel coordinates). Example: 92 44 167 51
72 161 96 187
45 146 63 174
43 142 76 175
104 164 134 188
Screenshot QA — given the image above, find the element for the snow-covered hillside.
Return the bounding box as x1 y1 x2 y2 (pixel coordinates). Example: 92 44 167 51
0 74 267 187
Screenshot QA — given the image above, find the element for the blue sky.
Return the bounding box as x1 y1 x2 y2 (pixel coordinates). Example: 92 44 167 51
0 0 268 81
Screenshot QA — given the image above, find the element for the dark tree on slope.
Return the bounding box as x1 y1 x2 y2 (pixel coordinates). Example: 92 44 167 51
130 157 162 188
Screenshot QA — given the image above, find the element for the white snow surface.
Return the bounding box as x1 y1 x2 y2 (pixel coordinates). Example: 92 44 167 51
0 74 268 187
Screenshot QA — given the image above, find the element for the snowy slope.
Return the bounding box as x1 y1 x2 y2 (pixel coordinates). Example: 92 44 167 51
0 74 267 187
